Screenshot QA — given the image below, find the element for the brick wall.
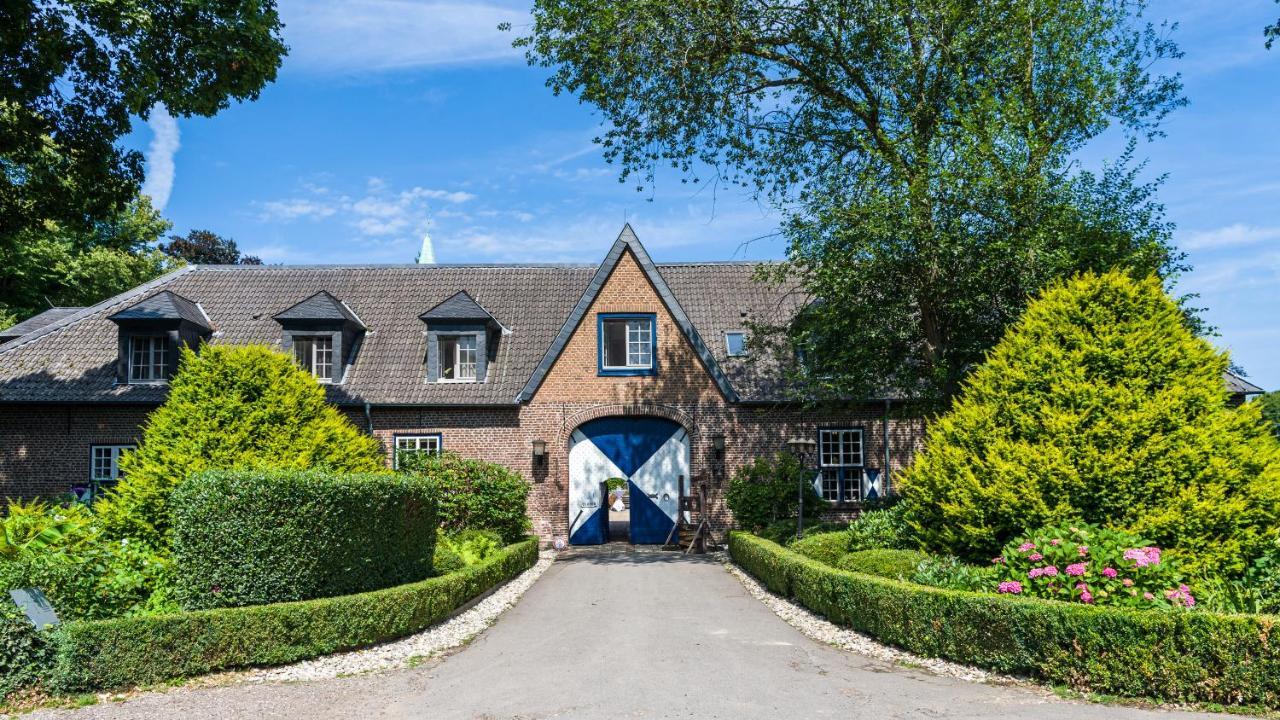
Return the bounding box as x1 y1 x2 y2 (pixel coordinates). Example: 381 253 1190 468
0 404 153 498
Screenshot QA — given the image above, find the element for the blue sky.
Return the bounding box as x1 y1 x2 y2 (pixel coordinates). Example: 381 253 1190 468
124 0 1280 389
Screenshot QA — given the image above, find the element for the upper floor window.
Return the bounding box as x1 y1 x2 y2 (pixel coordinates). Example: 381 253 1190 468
725 331 747 357
294 336 334 382
818 428 864 502
128 336 168 383
393 434 442 469
439 335 477 381
599 314 655 375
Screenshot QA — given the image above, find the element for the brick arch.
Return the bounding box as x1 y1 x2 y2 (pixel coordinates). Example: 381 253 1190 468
559 403 697 450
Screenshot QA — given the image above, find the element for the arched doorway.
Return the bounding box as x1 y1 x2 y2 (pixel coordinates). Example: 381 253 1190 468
567 416 690 545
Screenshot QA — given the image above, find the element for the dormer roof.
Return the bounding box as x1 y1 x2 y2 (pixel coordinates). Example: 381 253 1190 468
273 291 365 329
107 290 211 331
419 290 505 330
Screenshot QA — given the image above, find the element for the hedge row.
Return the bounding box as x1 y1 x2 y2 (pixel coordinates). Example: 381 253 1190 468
729 532 1280 708
173 469 439 610
50 538 539 692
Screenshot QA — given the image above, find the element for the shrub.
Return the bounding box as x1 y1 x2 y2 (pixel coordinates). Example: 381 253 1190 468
97 345 384 545
838 549 929 580
0 500 97 559
51 538 539 692
730 532 1280 708
845 505 913 552
1245 539 1280 614
433 543 465 576
1258 391 1280 441
757 520 844 547
725 453 824 532
171 469 437 610
398 452 530 543
899 272 1280 577
995 524 1188 609
911 556 999 592
0 604 53 700
789 532 848 567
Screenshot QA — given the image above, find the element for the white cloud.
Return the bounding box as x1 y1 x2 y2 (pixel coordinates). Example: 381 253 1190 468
141 104 180 210
279 0 526 73
1181 223 1280 251
258 198 337 221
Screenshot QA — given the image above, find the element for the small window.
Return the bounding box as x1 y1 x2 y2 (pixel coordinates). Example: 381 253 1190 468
725 331 747 357
294 336 334 382
128 336 168 382
439 335 477 381
818 429 864 502
394 435 442 469
89 444 134 501
600 315 654 373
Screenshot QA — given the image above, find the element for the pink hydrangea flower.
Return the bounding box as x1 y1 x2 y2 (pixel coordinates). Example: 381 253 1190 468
1028 567 1044 579
1075 582 1088 591
1050 539 1062 546
1165 584 1196 608
1122 578 1134 587
1066 563 1087 576
1143 592 1155 601
991 556 1005 564
1102 567 1118 579
1042 565 1059 577
1078 545 1089 557
998 581 1023 594
1124 547 1162 568
1080 591 1094 604
1018 542 1036 552
1028 552 1044 561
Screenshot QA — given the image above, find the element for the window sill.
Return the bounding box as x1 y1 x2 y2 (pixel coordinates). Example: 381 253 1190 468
435 378 479 384
599 366 656 377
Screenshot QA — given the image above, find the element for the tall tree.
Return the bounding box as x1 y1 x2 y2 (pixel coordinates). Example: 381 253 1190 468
0 197 181 323
160 229 262 265
1 0 286 251
517 0 1186 403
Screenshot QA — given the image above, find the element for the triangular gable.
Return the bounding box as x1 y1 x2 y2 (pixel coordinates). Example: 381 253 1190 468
273 291 365 328
419 290 508 332
516 224 739 403
108 290 212 330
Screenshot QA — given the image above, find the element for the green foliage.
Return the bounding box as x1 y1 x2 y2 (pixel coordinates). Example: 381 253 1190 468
996 524 1188 609
1257 391 1280 441
1 1 284 254
432 543 465 576
434 530 504 576
725 453 824 533
0 501 96 559
518 0 1186 404
397 452 531 543
788 532 849 567
159 229 262 265
0 603 54 701
171 469 438 610
900 272 1280 577
845 506 913 553
97 345 384 545
1245 540 1280 615
730 533 1280 708
838 549 930 580
911 556 1000 593
51 539 538 692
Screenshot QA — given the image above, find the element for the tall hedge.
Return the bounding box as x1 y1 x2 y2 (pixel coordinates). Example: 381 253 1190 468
171 469 437 610
97 345 384 544
398 451 531 543
899 272 1280 577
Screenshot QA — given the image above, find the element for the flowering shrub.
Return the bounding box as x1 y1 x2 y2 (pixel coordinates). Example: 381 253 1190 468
995 524 1192 609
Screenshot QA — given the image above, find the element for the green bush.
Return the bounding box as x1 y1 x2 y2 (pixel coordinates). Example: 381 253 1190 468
433 543 465 576
171 469 438 610
899 272 1280 577
757 520 843 547
1257 391 1280 441
398 452 530 543
838 549 929 580
725 453 825 533
731 532 1280 708
911 556 999 592
845 505 913 552
789 532 849 567
1245 540 1280 614
0 605 53 701
97 345 384 545
51 538 538 692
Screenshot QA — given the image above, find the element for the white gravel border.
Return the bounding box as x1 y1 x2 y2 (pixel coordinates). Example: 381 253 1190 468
243 551 556 683
722 557 1005 684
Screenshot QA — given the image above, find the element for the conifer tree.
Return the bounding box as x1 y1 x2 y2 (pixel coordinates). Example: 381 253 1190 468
899 272 1280 577
98 345 384 544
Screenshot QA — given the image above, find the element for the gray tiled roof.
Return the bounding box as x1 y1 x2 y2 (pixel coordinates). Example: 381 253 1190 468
0 251 799 406
0 308 84 343
108 290 211 330
273 290 365 327
1225 370 1265 396
419 290 501 325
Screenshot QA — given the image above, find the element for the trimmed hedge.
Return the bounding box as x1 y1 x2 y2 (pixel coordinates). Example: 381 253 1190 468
397 452 531 543
837 549 929 580
789 532 848 567
172 469 438 609
729 532 1280 708
50 538 538 692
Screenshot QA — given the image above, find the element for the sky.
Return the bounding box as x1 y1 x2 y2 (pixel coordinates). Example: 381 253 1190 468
122 0 1280 389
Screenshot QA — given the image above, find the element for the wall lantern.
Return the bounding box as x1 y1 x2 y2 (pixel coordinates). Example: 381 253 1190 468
712 433 726 460
532 439 547 467
785 436 816 456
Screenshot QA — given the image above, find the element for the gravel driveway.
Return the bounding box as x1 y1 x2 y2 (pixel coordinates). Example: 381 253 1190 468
28 550 1224 719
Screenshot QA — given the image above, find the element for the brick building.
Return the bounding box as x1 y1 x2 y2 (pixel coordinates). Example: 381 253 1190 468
0 227 926 544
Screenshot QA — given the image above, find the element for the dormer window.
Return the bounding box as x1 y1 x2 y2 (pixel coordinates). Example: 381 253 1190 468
293 336 334 383
272 291 365 385
129 335 169 382
598 313 656 376
439 335 477 382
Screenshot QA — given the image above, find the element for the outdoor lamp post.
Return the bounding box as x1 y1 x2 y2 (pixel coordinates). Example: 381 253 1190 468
785 436 817 540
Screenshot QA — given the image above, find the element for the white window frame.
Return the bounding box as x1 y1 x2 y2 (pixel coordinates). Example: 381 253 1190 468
128 335 168 383
89 444 135 499
725 331 748 357
818 429 864 502
601 318 654 370
293 335 335 383
437 335 478 382
393 434 442 469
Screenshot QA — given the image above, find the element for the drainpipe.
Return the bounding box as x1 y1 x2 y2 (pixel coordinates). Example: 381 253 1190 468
363 402 374 435
882 399 891 495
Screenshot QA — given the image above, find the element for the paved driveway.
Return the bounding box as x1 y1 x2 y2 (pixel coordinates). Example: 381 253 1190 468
31 551 1222 719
